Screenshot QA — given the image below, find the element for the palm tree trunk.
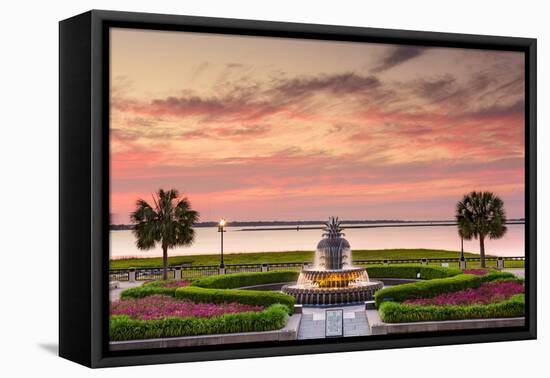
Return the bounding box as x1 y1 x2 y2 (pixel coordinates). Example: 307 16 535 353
479 236 486 268
162 245 168 280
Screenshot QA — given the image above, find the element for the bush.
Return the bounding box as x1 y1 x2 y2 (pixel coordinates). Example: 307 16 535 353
374 274 483 307
191 271 299 289
175 286 295 312
110 303 289 341
119 272 297 311
379 294 525 323
120 285 178 299
366 265 462 280
481 271 516 282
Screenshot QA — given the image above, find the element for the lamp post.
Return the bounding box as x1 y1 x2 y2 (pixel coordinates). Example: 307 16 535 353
218 218 226 268
459 233 466 270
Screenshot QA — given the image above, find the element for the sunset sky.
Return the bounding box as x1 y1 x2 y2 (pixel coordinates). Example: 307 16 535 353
110 28 525 224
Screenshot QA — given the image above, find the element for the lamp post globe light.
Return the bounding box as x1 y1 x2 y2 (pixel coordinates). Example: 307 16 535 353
218 219 226 268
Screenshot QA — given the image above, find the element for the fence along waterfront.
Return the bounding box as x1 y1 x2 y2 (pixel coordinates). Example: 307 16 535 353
109 256 524 282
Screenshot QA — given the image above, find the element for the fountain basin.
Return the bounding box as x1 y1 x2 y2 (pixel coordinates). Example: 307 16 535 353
282 279 383 306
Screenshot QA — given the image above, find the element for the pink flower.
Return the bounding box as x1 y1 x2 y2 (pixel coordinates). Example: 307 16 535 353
403 281 524 306
111 295 264 320
463 269 489 276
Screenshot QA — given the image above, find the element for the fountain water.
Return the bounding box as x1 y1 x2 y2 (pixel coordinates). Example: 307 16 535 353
282 217 383 305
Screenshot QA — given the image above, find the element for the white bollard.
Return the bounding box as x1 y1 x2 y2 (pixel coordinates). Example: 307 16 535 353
174 266 182 280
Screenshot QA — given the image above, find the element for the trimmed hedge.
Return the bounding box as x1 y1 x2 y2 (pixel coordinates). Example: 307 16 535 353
379 294 525 323
120 285 178 299
375 274 483 307
175 286 295 311
110 303 289 341
481 271 516 282
366 265 462 280
191 271 299 289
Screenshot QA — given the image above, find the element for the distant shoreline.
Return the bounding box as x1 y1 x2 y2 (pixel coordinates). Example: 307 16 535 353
110 219 525 231
108 248 526 270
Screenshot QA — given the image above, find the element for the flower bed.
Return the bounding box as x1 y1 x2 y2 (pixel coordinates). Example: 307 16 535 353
379 294 524 323
111 295 263 320
175 286 295 311
403 281 524 306
120 274 296 311
463 269 489 276
110 303 289 341
374 271 516 308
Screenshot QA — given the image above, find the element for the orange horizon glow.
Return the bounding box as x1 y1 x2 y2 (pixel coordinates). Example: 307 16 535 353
110 28 525 224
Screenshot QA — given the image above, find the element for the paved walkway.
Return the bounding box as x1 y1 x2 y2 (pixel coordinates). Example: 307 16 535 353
503 268 525 278
297 305 370 339
110 281 144 301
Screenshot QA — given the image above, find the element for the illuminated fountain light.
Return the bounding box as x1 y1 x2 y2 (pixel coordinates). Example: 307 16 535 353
282 217 383 306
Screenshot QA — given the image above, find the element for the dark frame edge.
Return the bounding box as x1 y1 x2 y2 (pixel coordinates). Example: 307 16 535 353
526 38 537 340
59 11 94 367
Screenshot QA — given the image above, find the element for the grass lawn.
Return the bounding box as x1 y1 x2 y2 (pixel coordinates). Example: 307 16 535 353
109 248 524 270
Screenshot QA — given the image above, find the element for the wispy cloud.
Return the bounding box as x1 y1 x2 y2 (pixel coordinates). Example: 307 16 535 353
372 46 428 73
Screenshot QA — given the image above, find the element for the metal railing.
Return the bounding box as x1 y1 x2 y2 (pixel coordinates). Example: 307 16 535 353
180 265 220 279
109 256 525 282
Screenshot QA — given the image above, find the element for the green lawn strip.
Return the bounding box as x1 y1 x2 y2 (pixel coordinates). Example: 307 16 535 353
110 248 495 269
378 294 524 323
110 303 289 341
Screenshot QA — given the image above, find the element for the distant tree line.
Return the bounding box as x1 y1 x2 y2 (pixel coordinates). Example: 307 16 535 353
110 218 524 230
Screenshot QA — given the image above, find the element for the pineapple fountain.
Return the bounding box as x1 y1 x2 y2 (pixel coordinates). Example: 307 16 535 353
282 217 383 306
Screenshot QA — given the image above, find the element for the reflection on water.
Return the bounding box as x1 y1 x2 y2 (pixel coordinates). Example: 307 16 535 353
110 223 525 259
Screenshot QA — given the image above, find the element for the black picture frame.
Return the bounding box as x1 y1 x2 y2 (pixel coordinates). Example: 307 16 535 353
59 9 537 368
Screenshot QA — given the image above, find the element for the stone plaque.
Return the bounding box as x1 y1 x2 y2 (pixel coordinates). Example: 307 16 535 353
325 309 344 337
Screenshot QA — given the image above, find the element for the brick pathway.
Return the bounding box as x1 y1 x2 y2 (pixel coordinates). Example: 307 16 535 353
298 305 370 339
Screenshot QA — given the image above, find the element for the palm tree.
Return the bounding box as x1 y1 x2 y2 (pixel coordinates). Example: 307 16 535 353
455 191 507 268
130 189 199 280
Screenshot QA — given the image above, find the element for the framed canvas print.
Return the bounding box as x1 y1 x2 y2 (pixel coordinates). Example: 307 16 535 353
59 10 537 368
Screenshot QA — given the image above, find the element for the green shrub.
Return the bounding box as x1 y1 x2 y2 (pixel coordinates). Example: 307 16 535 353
379 294 525 323
119 272 297 310
366 265 462 280
175 286 295 312
481 271 516 282
374 274 482 307
142 280 176 287
191 271 299 289
120 285 178 299
110 304 289 341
